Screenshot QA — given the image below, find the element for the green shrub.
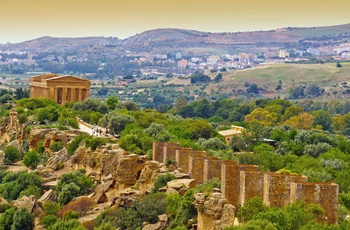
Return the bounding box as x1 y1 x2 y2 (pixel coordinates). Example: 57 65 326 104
0 207 15 230
43 201 61 216
0 171 43 201
0 203 12 213
37 140 45 154
40 214 59 228
48 219 85 230
56 170 93 205
23 151 40 169
67 134 87 155
11 207 35 230
49 141 64 152
19 185 41 199
84 137 107 151
4 145 21 165
152 173 175 193
58 182 80 205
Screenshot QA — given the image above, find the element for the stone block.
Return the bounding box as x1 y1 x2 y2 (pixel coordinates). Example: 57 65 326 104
290 182 338 224
176 149 206 173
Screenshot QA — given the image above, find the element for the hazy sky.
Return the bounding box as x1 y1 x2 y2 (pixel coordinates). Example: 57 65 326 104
1 0 349 44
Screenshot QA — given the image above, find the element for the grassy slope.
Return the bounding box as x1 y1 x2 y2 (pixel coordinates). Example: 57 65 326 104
204 62 350 99
290 23 350 37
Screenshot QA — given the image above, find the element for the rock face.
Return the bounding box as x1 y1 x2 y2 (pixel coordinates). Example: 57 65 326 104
29 128 82 151
194 191 236 230
114 154 148 191
73 144 148 194
134 161 163 195
46 148 70 170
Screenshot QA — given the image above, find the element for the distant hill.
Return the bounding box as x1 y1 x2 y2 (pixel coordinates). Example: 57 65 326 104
1 23 350 53
0 36 121 52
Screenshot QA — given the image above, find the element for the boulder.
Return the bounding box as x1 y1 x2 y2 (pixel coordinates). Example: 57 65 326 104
0 195 9 205
35 165 57 182
88 172 101 181
11 195 36 212
46 148 70 170
94 180 114 203
194 191 235 230
166 179 196 195
37 189 57 207
142 214 168 230
8 140 23 153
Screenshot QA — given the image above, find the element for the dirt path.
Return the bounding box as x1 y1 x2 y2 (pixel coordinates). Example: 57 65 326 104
6 160 28 172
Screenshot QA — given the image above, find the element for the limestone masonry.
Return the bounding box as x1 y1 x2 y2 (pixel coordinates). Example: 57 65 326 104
153 142 339 224
30 74 90 105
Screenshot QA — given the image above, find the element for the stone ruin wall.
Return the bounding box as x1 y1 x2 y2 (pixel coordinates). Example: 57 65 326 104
73 144 148 193
153 142 339 224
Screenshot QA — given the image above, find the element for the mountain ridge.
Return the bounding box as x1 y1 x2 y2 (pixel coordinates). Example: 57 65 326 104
1 23 350 53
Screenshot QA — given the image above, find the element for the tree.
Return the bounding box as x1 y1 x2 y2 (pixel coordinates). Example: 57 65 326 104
289 85 304 99
105 96 118 110
281 106 303 122
283 113 314 130
247 83 259 94
11 208 35 230
306 84 324 97
73 98 108 114
214 73 223 83
58 182 80 205
175 97 188 112
244 108 278 126
337 61 342 68
4 146 21 165
108 114 135 135
23 151 40 169
312 110 332 131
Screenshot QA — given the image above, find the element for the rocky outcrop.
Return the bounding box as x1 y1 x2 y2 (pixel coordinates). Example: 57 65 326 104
194 190 236 230
134 161 164 195
46 148 70 170
94 180 114 203
142 214 168 230
73 144 124 177
37 189 57 207
35 165 57 182
29 128 82 151
11 195 36 212
114 154 148 191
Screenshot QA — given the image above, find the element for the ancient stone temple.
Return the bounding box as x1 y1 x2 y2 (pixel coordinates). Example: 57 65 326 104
30 74 91 105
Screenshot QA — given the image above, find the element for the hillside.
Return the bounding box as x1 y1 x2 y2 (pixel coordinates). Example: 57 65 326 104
2 23 350 53
0 36 121 52
202 62 350 99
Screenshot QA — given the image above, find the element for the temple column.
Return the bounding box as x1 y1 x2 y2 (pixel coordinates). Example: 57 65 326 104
71 88 76 102
78 89 82 102
62 88 67 105
54 88 58 102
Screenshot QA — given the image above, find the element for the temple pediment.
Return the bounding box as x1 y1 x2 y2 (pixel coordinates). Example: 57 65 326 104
46 75 90 83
